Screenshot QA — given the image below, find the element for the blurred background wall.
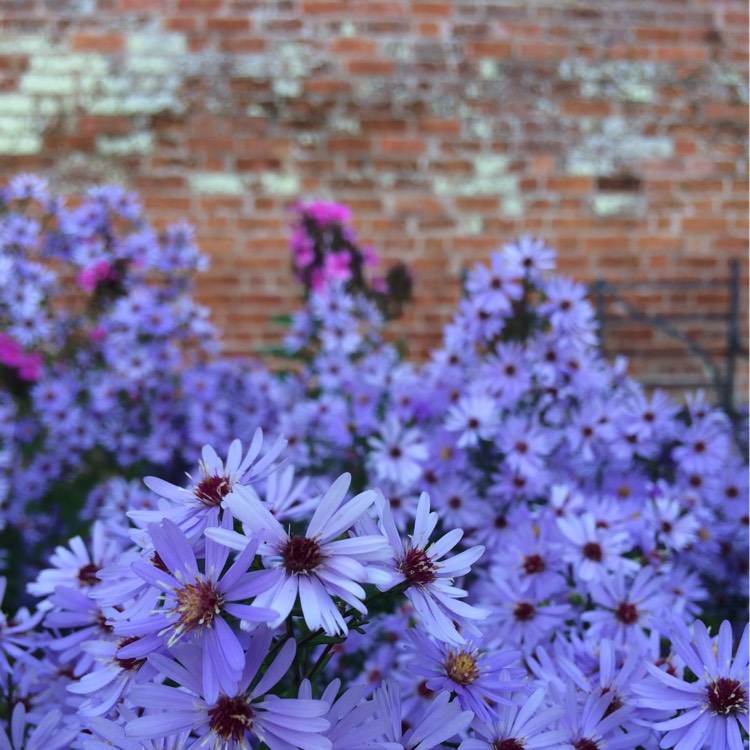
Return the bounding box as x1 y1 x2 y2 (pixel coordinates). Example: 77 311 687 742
0 0 747 401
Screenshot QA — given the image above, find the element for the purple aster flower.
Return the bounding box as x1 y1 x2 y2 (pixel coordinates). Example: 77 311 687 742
66 634 158 717
299 678 388 749
478 574 573 652
377 491 489 645
464 251 523 316
556 680 640 750
0 703 78 750
367 417 428 488
458 688 567 750
119 516 277 702
582 567 671 649
127 629 332 750
445 393 500 449
375 678 473 750
207 472 391 636
502 236 556 283
557 512 639 584
634 619 749 750
27 521 123 601
405 630 526 722
136 430 287 534
671 423 730 476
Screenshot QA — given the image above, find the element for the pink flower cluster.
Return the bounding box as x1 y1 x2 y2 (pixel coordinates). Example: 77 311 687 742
0 332 43 381
76 261 117 293
290 200 378 294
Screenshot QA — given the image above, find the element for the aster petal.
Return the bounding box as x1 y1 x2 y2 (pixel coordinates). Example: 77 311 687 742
671 711 712 750
412 492 439 549
226 568 285 601
67 667 119 694
220 535 262 591
225 438 242 475
203 629 223 704
655 708 707 732
306 473 352 538
224 485 286 543
259 719 331 750
731 624 749 679
298 574 322 631
126 712 197 739
224 602 278 623
692 621 719 677
149 519 197 579
437 544 485 575
323 536 389 558
727 716 744 750
147 652 202 695
241 627 274 687
131 560 178 591
252 638 297 698
426 528 463 561
203 527 249 552
255 573 298 627
143 476 189 502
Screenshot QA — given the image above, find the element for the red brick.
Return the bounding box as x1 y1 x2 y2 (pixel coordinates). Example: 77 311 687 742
380 138 427 155
517 42 570 60
412 2 453 17
330 38 377 55
561 100 612 117
206 17 252 33
466 41 513 58
347 59 396 76
71 33 124 52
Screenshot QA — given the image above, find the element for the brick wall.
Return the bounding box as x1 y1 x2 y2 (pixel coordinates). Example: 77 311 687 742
0 0 747 401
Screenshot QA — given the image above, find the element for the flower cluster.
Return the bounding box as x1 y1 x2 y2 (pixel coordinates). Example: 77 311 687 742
0 176 283 592
290 199 413 318
0 183 746 750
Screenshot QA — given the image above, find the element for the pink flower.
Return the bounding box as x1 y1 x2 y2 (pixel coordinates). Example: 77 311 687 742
77 260 114 292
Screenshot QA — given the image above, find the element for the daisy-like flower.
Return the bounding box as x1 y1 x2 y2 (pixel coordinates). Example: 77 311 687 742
299 678 388 750
458 688 567 750
27 521 123 601
377 492 489 645
0 703 78 750
117 516 277 703
582 567 670 649
126 630 332 750
375 678 473 750
557 512 638 584
135 430 287 534
634 619 749 750
444 393 500 449
206 472 391 636
367 417 428 488
405 630 525 722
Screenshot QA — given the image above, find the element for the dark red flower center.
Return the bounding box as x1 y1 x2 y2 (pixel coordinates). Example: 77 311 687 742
523 554 546 575
513 601 535 621
494 739 525 750
208 695 254 741
399 547 437 586
194 473 231 507
78 563 100 586
173 578 223 638
444 649 480 686
582 542 603 561
282 535 323 574
615 602 639 624
574 739 599 750
115 636 146 672
707 677 746 715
